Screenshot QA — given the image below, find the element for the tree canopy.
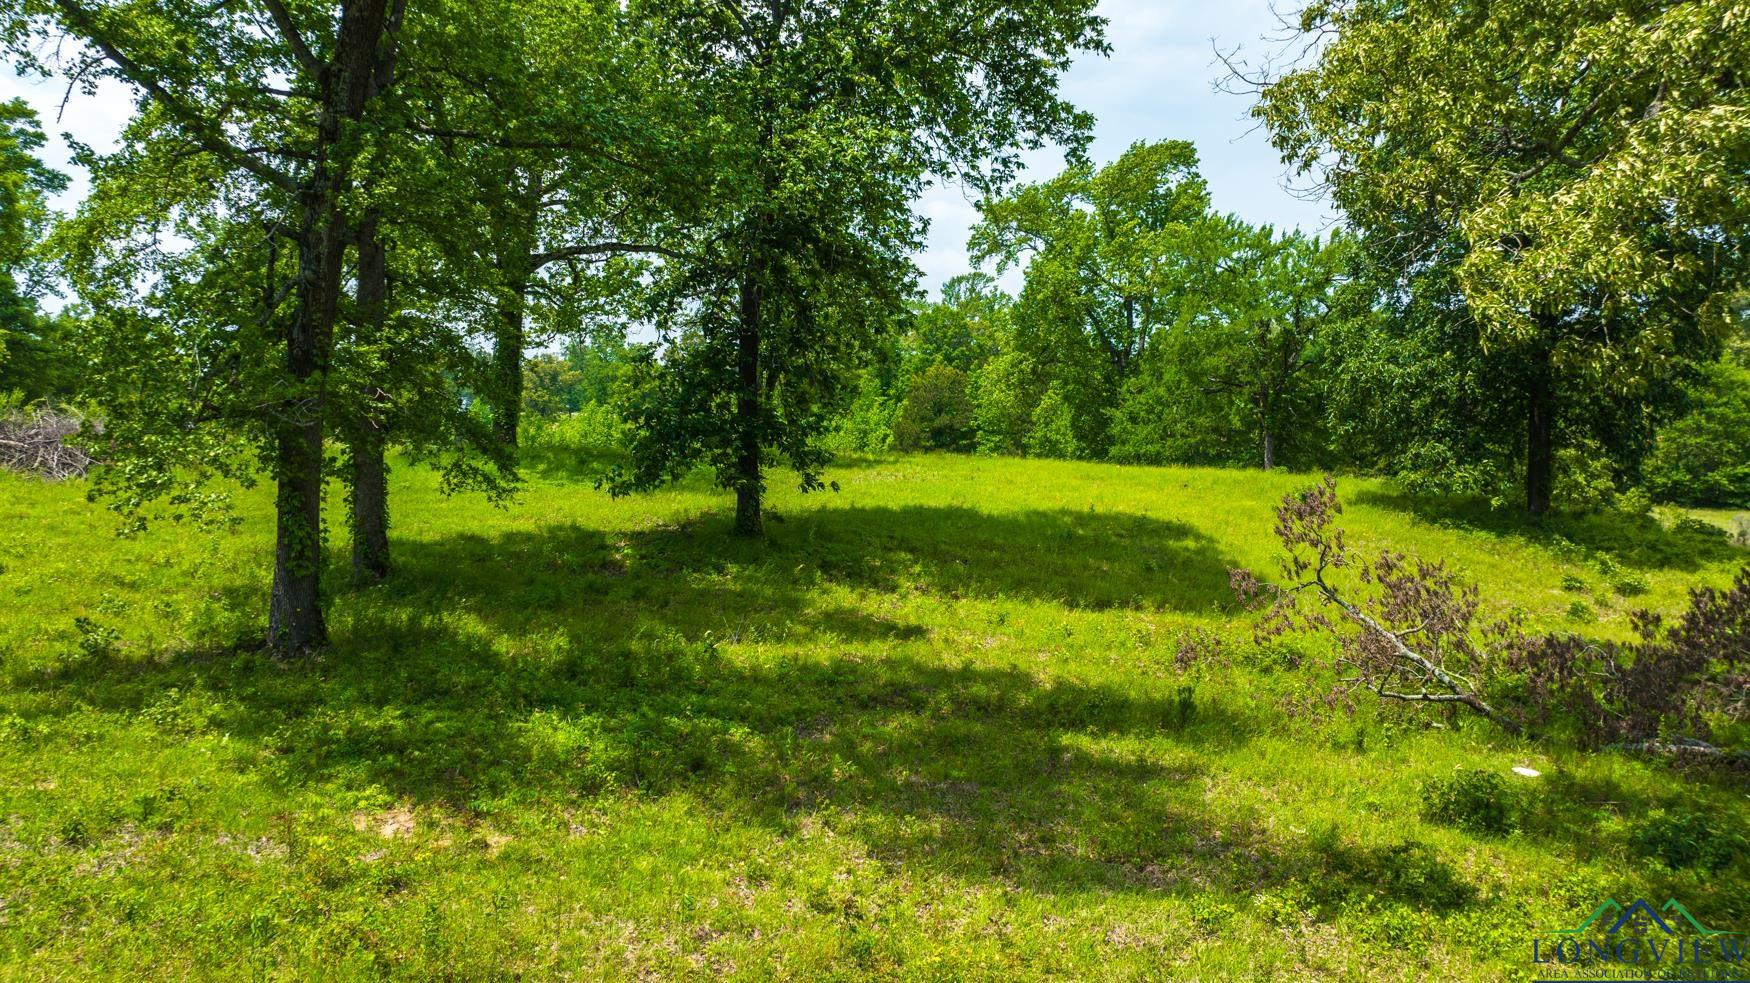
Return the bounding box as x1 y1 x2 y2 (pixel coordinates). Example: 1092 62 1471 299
1250 0 1750 512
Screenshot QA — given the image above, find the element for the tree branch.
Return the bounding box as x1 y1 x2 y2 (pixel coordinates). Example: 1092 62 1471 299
530 241 683 269
260 0 322 75
51 0 298 194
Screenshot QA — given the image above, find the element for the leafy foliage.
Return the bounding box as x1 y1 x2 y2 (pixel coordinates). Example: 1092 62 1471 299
1643 360 1750 507
1420 769 1520 836
892 362 974 452
1237 478 1750 748
607 0 1107 534
1111 226 1354 469
1251 0 1750 513
971 140 1214 457
1505 567 1750 747
0 98 68 398
1629 808 1748 873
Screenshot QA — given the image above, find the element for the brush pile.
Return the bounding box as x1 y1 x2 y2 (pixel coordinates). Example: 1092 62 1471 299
0 404 94 479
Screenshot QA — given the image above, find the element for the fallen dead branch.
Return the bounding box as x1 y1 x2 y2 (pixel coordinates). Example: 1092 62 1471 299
0 404 96 479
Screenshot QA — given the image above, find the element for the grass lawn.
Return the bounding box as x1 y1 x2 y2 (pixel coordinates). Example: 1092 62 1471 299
1 453 1746 980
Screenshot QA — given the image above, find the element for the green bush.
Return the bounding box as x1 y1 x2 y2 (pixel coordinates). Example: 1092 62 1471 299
891 362 974 452
1643 362 1750 508
521 401 623 452
1025 385 1079 459
1609 572 1649 598
1629 809 1746 872
1553 437 1620 513
968 350 1034 455
826 370 897 454
1420 769 1519 835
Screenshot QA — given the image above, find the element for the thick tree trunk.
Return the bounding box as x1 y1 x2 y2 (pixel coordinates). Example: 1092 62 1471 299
266 0 393 655
1525 345 1555 517
349 432 389 579
1262 427 1276 472
734 272 764 537
348 216 391 582
350 429 390 580
269 416 328 653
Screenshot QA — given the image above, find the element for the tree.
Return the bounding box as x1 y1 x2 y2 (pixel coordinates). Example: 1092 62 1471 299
891 362 974 451
970 140 1217 456
20 0 410 651
608 0 1107 535
1112 224 1353 470
905 273 1009 375
0 98 68 398
1643 358 1750 508
1248 0 1750 514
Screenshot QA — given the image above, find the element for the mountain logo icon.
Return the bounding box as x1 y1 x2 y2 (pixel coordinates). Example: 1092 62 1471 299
1550 898 1735 937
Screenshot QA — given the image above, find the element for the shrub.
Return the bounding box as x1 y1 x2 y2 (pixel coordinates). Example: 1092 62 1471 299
1420 769 1519 835
1609 573 1649 598
891 362 974 452
1643 362 1750 508
826 371 896 454
1025 385 1079 459
1554 437 1620 513
1629 809 1747 872
1671 515 1727 540
968 350 1034 455
521 402 623 453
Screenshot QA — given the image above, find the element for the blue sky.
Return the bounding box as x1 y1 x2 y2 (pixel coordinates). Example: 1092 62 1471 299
3 0 1337 301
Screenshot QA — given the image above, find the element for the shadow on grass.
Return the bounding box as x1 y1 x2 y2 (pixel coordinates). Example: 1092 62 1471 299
774 504 1238 613
513 447 902 489
23 618 1500 910
514 446 624 485
44 502 1741 921
9 505 1500 906
1352 489 1740 572
374 505 1240 624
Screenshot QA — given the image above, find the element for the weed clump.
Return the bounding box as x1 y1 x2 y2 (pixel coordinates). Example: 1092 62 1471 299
1420 769 1520 835
1628 809 1746 872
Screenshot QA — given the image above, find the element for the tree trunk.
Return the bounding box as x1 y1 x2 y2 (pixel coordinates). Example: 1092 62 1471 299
1262 427 1276 472
348 215 391 582
266 0 393 655
734 271 764 537
491 281 526 448
269 415 328 653
350 429 390 580
1525 345 1555 517
490 174 540 449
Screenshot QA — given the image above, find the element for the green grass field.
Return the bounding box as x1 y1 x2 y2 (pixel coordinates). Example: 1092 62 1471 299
2 454 1746 980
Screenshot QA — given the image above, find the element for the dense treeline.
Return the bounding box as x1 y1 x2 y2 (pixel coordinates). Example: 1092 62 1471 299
1 0 1746 656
